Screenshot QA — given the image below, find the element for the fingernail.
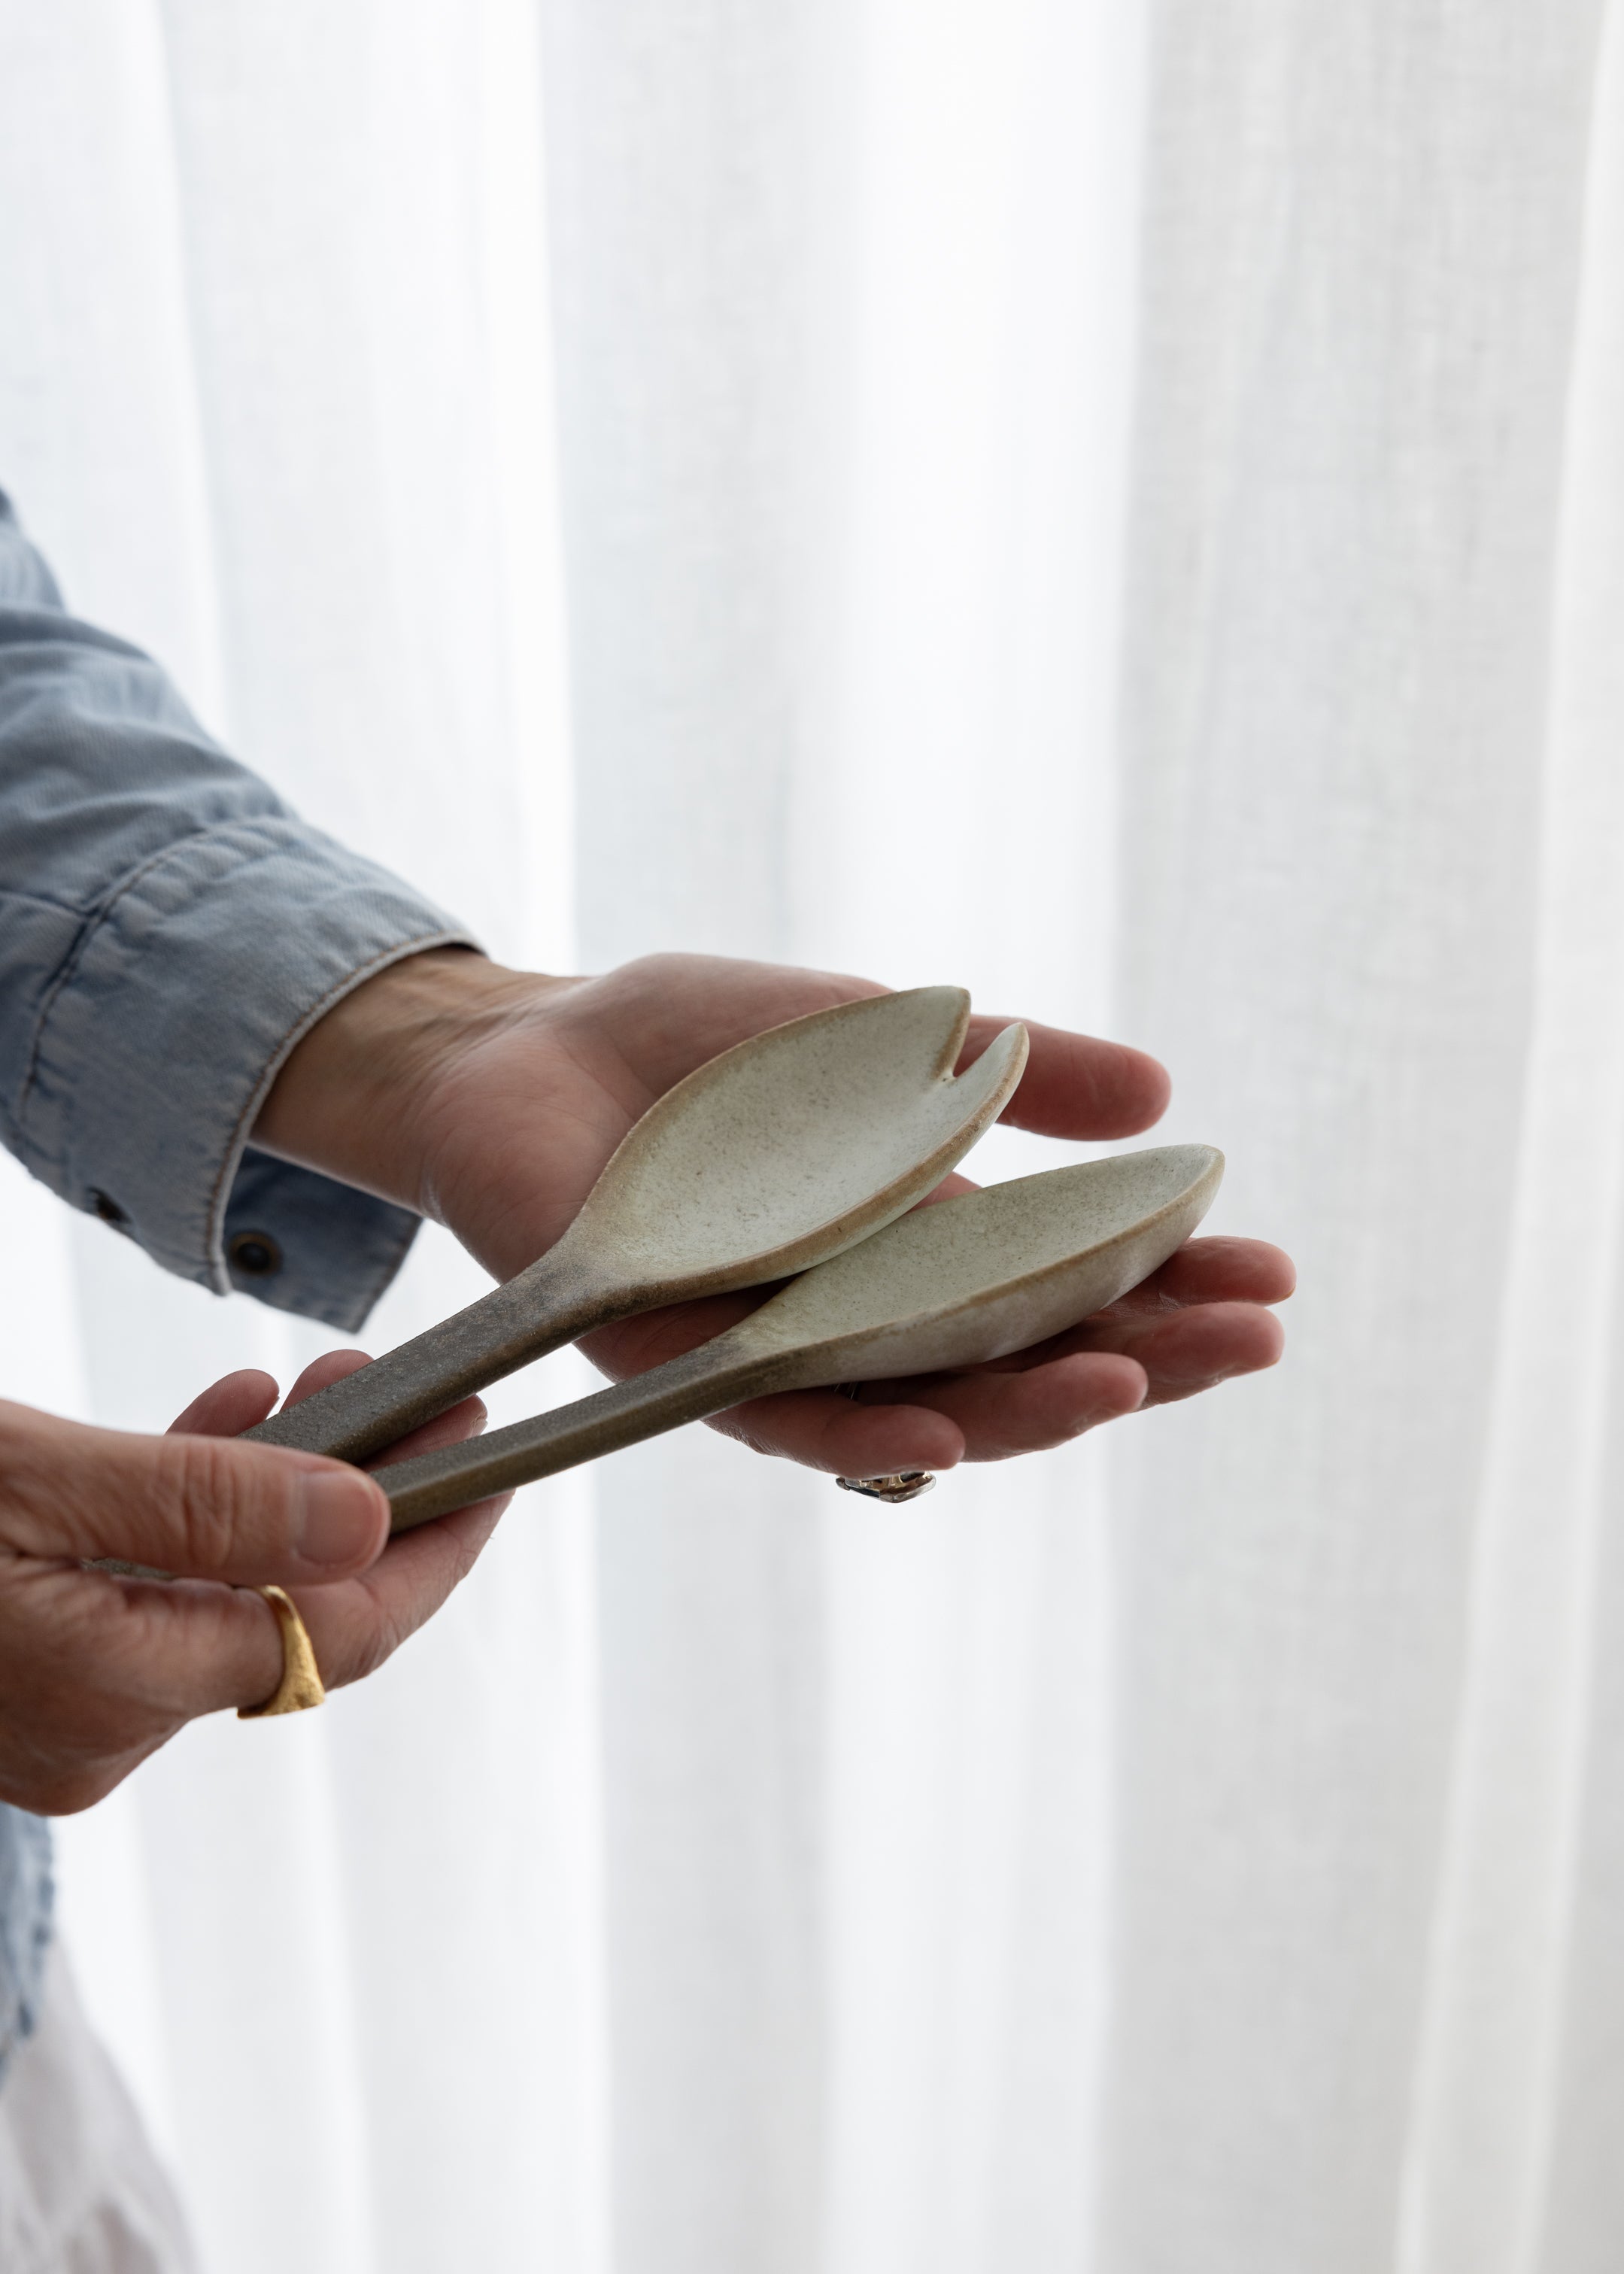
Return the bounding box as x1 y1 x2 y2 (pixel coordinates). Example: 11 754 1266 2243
295 1471 384 1566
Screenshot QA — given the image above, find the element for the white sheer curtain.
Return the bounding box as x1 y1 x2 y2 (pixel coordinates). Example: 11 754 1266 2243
2 0 1622 2268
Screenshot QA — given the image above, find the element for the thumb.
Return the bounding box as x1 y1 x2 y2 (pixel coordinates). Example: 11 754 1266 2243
0 1401 388 1585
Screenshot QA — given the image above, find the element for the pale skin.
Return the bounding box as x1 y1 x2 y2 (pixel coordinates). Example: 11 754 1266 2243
0 1356 506 1814
0 949 1292 1814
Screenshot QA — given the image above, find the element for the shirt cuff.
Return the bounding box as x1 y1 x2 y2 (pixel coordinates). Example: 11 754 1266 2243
15 817 478 1333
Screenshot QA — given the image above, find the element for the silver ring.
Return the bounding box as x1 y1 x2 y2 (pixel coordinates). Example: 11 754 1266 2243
835 1471 936 1504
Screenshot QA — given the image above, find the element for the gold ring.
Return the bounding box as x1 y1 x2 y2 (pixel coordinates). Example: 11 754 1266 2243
238 1586 326 1718
835 1471 937 1504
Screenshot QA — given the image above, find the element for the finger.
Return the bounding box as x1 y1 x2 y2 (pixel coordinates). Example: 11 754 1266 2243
1052 1298 1286 1405
714 1348 1148 1472
169 1370 280 1437
1099 1236 1296 1315
977 1292 1286 1379
47 1470 508 1730
927 1241 1295 1376
169 1350 386 1441
861 1351 1149 1459
710 1386 966 1476
0 1401 388 1586
272 1346 511 1665
65 1481 510 1728
962 1016 1170 1139
281 1347 373 1407
283 1496 508 1688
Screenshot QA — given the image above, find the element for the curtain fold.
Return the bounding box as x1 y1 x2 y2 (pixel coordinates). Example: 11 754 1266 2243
3 2 1624 2269
1108 4 1622 2268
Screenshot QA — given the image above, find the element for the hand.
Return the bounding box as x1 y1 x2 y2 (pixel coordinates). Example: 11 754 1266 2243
0 1355 504 1814
255 950 1293 1475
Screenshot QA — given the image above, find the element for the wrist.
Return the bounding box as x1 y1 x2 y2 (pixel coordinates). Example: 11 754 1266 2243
253 949 560 1213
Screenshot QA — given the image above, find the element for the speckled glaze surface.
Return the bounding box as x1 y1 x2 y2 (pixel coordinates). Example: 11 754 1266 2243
554 985 1028 1284
748 1142 1224 1380
378 1145 1224 1528
246 988 1028 1462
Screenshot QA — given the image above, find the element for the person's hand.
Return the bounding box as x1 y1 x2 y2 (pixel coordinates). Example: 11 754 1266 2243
254 951 1293 1475
0 1354 505 1814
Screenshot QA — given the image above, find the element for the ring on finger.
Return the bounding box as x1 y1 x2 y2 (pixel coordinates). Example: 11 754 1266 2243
835 1471 937 1504
832 1386 938 1502
238 1586 326 1718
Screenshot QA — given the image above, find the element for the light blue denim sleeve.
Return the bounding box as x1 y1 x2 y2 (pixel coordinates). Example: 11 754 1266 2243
0 489 482 2086
0 487 480 1328
0 1811 50 2087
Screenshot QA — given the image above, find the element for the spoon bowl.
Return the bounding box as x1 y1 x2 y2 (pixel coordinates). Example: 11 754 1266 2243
565 985 1024 1283
746 1140 1223 1382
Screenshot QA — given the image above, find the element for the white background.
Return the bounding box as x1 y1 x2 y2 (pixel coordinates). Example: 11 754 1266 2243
3 0 1624 2266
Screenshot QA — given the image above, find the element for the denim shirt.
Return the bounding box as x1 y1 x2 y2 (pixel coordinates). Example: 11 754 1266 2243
0 489 476 2084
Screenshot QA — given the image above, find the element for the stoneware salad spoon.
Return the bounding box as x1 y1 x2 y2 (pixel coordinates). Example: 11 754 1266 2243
373 1144 1223 1530
246 988 1028 1463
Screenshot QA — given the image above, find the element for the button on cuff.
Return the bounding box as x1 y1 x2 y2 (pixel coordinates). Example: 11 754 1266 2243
227 1229 282 1279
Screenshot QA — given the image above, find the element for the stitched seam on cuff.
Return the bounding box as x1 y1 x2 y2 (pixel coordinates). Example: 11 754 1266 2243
15 819 297 1130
